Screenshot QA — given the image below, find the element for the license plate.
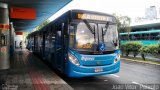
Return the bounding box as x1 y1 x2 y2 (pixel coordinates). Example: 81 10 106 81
95 68 103 72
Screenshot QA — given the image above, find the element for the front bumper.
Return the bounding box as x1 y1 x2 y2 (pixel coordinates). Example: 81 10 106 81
66 60 120 78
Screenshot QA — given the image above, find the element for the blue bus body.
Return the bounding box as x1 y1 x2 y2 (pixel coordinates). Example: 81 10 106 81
66 49 120 77
27 10 120 77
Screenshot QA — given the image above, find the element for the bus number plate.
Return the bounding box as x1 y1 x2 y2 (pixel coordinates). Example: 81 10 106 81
95 68 103 72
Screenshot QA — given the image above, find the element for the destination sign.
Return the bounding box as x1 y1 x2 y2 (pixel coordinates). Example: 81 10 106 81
77 13 112 21
0 24 10 30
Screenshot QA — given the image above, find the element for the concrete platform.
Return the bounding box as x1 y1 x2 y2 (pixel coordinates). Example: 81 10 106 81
0 49 73 90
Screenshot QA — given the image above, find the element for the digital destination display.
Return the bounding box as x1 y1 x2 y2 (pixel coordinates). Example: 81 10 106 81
77 13 112 21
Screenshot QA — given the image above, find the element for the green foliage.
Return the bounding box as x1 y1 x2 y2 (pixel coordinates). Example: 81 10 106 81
158 44 160 55
120 42 159 60
139 46 150 60
125 42 133 56
139 44 159 60
124 42 142 57
131 42 142 57
113 14 131 33
120 44 126 56
148 45 159 56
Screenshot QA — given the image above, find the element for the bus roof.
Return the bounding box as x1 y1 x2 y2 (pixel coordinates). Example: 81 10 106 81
120 29 160 35
70 9 116 23
71 9 115 17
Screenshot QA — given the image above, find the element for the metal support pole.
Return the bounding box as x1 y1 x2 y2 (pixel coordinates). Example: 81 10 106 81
0 3 10 69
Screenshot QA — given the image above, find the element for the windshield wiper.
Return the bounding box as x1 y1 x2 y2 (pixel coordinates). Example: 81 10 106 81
83 20 97 51
103 22 109 36
83 20 95 34
83 20 96 42
101 27 104 42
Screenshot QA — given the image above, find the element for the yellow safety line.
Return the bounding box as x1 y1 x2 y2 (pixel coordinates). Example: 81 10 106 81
121 58 160 66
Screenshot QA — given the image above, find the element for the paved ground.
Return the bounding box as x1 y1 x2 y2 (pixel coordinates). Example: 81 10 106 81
0 49 160 90
61 59 160 90
0 49 73 90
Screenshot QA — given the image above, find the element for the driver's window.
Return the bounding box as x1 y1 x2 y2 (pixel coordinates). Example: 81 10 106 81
69 24 76 48
76 22 95 48
104 25 117 42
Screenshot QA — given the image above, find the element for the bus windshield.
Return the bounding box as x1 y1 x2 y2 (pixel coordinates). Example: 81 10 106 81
99 23 119 50
69 21 118 53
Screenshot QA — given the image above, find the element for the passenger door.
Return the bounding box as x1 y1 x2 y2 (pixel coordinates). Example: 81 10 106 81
42 34 45 60
54 23 65 72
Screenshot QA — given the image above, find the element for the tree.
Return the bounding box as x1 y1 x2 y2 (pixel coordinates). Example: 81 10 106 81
119 16 131 33
113 14 131 40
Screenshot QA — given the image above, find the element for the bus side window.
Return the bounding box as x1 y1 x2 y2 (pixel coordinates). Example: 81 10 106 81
0 35 7 46
57 31 62 45
51 33 55 47
69 25 76 48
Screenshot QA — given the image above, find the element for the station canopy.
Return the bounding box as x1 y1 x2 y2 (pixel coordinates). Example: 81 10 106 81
0 0 72 32
131 20 160 29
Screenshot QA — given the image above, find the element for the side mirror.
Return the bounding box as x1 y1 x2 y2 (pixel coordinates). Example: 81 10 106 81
114 42 118 47
113 39 118 47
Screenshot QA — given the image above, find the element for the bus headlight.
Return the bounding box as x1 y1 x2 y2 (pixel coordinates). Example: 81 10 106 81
117 54 120 59
114 54 120 64
114 58 118 64
68 53 80 66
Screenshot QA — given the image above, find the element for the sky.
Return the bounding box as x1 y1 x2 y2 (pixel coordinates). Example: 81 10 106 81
49 0 160 23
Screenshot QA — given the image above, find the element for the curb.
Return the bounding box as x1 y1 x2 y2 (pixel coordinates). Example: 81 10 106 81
121 58 160 66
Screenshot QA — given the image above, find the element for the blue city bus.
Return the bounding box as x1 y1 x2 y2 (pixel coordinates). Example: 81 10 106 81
27 10 120 77
120 30 160 45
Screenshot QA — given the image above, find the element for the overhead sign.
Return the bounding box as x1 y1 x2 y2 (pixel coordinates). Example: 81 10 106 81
10 7 36 20
0 24 10 30
16 32 23 35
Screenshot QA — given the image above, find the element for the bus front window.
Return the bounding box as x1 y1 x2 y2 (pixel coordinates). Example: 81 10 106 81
75 22 96 51
69 21 118 53
100 23 119 51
